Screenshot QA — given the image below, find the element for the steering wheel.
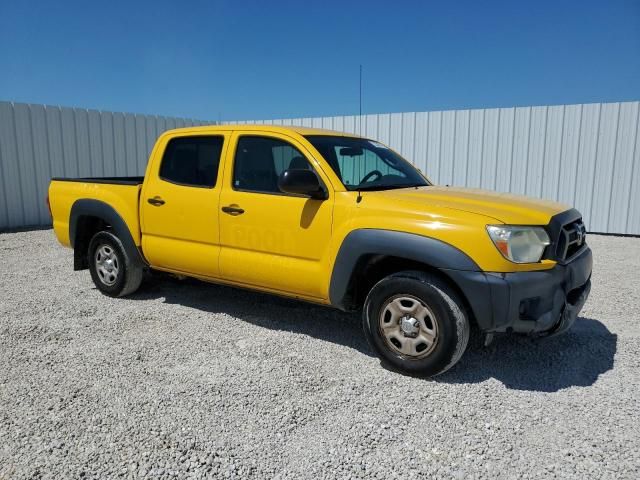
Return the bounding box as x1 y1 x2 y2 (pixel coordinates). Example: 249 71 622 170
360 170 383 184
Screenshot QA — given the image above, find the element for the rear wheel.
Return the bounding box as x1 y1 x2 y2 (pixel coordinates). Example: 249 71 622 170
363 270 470 377
88 231 143 297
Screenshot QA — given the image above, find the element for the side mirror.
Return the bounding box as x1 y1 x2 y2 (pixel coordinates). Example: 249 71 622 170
278 169 327 200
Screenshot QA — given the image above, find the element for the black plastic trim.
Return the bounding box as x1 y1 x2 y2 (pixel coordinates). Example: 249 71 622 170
448 246 593 333
440 269 496 330
329 229 480 311
69 199 147 270
52 176 144 185
544 208 584 264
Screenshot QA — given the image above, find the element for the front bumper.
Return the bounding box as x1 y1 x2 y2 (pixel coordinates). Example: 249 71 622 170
444 246 592 335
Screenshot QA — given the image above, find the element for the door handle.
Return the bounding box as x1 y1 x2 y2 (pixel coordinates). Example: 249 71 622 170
147 196 165 206
221 205 244 215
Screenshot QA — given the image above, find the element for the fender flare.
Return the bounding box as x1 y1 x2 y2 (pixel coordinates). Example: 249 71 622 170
69 199 146 270
328 228 486 313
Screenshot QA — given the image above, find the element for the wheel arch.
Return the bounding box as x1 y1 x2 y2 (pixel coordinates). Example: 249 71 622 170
328 229 487 326
69 199 146 271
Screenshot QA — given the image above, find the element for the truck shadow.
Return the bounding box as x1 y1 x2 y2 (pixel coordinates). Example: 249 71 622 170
132 275 371 356
436 318 617 392
131 275 617 393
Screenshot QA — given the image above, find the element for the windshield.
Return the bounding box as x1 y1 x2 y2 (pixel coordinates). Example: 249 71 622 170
305 136 430 191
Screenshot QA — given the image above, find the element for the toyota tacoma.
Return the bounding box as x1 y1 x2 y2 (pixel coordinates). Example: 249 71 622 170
48 125 592 377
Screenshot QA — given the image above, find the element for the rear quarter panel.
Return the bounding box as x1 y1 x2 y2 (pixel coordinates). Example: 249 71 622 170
49 180 142 247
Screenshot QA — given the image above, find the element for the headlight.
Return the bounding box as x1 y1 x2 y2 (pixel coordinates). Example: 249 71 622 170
486 225 550 263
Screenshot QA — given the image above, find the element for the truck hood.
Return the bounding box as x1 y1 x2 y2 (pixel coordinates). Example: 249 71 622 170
370 186 569 225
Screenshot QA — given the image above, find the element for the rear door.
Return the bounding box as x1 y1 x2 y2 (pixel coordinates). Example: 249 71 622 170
140 132 229 277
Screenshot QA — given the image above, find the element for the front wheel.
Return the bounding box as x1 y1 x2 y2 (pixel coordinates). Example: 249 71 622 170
363 271 470 377
88 231 143 297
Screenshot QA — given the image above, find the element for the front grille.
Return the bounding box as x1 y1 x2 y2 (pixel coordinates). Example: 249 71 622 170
555 219 587 262
543 209 587 264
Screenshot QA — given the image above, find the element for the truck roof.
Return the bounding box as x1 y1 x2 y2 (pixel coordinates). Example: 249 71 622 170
164 124 363 138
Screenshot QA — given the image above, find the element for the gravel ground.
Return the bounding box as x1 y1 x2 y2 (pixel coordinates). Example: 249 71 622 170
0 230 638 479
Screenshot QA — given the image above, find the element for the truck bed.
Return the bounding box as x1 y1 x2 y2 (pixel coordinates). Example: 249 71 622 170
49 177 143 248
51 176 144 185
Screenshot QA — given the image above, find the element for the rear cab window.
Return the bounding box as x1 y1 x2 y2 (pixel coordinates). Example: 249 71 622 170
159 136 224 188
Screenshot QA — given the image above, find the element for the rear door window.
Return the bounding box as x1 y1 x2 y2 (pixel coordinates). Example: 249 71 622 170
159 136 224 188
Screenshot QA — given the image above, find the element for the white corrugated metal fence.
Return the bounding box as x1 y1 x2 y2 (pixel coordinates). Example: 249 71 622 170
0 100 213 230
1 100 638 234
232 101 640 235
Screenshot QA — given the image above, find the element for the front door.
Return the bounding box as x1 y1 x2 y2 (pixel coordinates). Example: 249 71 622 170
218 132 333 299
141 133 228 277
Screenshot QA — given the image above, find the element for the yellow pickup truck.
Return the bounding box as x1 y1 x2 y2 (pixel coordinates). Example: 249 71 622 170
49 125 592 377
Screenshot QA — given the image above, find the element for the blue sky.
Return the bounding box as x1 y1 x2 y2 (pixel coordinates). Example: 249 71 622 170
1 0 638 120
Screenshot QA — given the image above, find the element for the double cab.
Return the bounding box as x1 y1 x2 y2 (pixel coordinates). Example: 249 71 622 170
49 125 592 376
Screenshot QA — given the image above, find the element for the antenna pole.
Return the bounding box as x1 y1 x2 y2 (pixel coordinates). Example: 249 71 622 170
359 64 363 135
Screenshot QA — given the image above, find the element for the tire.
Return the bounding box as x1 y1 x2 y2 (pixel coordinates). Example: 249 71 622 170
363 270 470 377
88 230 143 297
